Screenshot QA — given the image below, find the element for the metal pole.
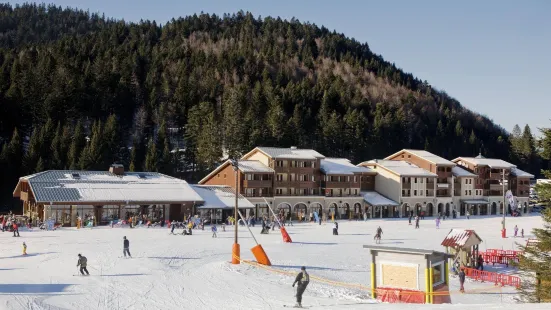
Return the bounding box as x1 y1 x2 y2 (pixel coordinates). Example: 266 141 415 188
502 169 506 231
234 163 239 245
237 209 259 245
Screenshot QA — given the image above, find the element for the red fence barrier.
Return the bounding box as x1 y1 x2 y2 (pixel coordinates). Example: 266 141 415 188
480 249 523 266
462 267 521 288
376 287 425 304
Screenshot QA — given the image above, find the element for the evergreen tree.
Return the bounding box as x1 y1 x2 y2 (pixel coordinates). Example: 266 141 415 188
68 120 86 170
143 137 158 172
22 126 42 174
223 87 246 159
79 120 103 170
102 114 120 166
35 157 44 173
516 208 551 302
51 122 63 169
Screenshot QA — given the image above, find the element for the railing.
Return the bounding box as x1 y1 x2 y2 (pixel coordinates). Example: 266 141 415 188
462 267 521 288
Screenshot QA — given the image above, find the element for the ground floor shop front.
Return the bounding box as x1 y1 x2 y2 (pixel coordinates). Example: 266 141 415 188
23 203 195 227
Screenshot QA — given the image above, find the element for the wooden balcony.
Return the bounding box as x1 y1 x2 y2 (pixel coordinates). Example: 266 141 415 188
243 180 272 188
437 171 452 178
402 182 411 189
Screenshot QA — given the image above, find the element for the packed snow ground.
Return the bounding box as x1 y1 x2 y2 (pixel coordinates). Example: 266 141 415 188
1 214 549 310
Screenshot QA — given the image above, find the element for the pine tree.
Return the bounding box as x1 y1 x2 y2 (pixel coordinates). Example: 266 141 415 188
68 121 86 170
79 120 103 170
143 137 158 172
51 122 63 169
102 114 120 166
223 87 246 159
23 126 42 175
35 157 44 173
516 208 551 302
265 95 285 143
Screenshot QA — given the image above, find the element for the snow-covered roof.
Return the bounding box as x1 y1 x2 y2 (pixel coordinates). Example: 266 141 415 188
454 156 515 169
387 149 455 166
362 191 399 206
16 170 203 204
441 229 482 248
237 160 274 173
510 167 534 178
320 158 375 175
192 185 254 209
452 166 477 178
360 160 437 177
254 147 325 159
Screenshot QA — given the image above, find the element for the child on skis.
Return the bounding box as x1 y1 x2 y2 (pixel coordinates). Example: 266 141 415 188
211 224 217 238
22 242 27 255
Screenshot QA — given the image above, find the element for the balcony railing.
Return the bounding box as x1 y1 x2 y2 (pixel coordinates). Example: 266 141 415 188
243 180 272 188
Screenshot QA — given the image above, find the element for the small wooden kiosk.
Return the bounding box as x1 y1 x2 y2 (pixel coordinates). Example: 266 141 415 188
365 245 453 304
441 229 483 270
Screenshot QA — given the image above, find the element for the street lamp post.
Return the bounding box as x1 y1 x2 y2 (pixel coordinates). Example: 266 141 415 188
230 159 240 264
502 169 506 237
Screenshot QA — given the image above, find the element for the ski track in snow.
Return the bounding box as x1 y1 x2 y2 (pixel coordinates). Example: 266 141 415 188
0 214 549 309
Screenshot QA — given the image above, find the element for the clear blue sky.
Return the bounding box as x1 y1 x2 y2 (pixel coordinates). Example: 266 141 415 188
9 0 551 135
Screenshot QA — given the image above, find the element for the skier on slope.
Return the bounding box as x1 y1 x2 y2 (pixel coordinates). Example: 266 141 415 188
77 254 89 275
376 226 383 238
332 221 339 235
123 236 131 258
292 266 310 308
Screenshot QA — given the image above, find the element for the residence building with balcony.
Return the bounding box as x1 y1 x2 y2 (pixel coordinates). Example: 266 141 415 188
199 146 399 220
451 166 489 216
452 154 534 214
357 159 437 218
385 149 456 208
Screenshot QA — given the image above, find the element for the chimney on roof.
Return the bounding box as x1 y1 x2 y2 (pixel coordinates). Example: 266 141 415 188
109 164 124 175
290 146 297 150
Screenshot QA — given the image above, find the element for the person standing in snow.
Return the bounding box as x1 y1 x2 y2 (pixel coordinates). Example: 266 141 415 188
435 217 441 229
292 266 310 308
123 236 131 258
12 222 20 237
415 215 420 229
77 254 89 275
408 214 412 225
333 221 339 235
22 242 27 255
521 228 524 238
211 224 217 238
514 225 518 237
466 210 470 220
458 268 466 293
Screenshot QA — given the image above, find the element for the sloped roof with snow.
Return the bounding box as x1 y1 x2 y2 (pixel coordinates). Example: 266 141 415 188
320 158 375 175
192 185 254 209
362 191 399 206
510 167 534 178
454 156 515 169
237 160 274 173
441 229 482 248
360 160 437 177
452 166 477 177
15 170 203 204
255 147 325 159
387 149 455 165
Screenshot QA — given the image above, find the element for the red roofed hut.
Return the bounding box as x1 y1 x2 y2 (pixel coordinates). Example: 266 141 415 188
441 229 483 271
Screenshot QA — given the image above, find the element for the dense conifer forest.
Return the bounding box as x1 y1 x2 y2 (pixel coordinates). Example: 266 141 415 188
0 3 546 209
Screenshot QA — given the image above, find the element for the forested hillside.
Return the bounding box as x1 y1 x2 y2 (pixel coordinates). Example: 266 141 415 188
0 3 518 208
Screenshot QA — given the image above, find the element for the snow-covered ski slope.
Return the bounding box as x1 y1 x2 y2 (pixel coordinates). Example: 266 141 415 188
1 215 549 310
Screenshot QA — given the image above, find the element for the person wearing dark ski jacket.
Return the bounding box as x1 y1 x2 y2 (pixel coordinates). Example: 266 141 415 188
123 236 131 258
292 266 310 308
77 254 89 275
458 268 466 292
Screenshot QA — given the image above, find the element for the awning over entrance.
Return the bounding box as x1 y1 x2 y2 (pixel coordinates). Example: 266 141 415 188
362 191 399 206
461 199 489 204
192 185 254 210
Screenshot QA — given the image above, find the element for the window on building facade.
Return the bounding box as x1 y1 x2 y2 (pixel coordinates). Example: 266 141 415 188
465 190 468 195
414 178 417 183
354 176 357 182
224 174 226 178
414 190 417 196
217 174 220 178
347 176 350 182
247 174 253 181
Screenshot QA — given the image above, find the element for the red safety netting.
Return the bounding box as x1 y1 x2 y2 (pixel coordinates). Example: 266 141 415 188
376 287 425 303
462 267 521 288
